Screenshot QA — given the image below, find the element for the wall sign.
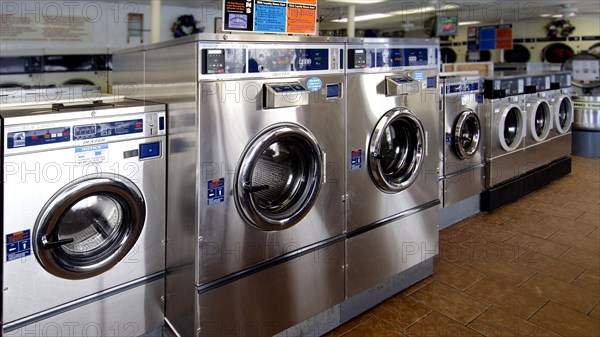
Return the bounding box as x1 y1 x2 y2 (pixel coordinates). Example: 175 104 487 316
0 14 93 42
223 0 317 35
468 24 513 51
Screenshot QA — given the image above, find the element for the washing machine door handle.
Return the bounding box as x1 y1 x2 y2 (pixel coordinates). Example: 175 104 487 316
41 237 74 249
242 183 270 193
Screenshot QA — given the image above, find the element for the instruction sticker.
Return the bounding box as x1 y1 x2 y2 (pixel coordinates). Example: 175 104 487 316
306 77 322 91
350 149 363 171
207 178 225 205
75 144 109 166
6 230 31 262
413 72 424 81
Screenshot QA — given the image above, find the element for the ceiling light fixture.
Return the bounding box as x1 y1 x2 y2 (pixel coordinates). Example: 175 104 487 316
326 0 388 4
459 21 481 26
332 13 393 23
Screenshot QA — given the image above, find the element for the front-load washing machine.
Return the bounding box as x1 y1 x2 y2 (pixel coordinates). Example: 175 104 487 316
1 85 101 106
523 73 554 173
345 38 440 298
115 34 346 337
440 75 484 207
1 98 166 336
547 71 574 163
42 50 111 93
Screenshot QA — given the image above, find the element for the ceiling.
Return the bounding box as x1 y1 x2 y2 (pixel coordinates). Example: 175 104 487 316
98 0 600 32
317 0 600 32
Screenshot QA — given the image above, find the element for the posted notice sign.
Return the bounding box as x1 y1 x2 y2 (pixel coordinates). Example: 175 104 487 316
223 0 317 35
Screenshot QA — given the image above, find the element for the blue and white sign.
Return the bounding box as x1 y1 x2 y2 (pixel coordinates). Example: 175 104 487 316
207 178 225 205
350 149 363 171
6 230 31 262
75 144 109 165
413 72 424 81
306 77 323 92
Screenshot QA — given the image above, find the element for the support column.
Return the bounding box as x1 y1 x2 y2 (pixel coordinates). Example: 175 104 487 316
347 5 355 38
151 0 161 43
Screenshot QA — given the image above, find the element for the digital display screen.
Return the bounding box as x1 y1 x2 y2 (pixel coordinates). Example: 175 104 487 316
74 125 96 138
73 119 143 141
202 49 226 74
349 49 367 69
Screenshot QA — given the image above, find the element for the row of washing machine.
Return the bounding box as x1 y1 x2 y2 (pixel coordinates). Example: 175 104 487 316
439 70 574 220
0 51 112 93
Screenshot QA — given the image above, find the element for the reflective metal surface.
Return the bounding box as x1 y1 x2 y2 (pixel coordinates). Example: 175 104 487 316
483 95 526 187
573 95 600 131
133 37 346 337
196 242 344 337
523 93 554 172
1 102 166 325
346 206 438 298
346 69 440 232
547 83 574 162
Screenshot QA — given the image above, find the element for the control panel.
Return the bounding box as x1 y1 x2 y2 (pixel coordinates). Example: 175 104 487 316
551 73 571 89
526 75 551 92
484 78 524 98
346 45 438 71
446 81 480 94
5 111 166 152
199 44 343 77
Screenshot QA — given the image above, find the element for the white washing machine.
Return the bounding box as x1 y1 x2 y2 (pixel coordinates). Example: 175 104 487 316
523 73 554 172
547 71 574 163
2 98 166 336
345 38 440 298
1 85 101 106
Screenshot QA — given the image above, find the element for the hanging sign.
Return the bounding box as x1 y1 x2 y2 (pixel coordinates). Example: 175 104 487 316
223 0 317 35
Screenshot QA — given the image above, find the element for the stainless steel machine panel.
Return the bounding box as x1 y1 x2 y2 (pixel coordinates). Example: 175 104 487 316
4 278 164 337
346 69 440 232
196 242 344 337
443 166 485 206
2 101 166 325
346 205 438 298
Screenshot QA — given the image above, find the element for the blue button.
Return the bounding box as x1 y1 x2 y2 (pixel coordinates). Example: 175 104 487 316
139 142 161 159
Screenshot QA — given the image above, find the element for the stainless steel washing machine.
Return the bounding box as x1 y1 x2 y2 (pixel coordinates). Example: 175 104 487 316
1 98 166 336
523 73 554 172
547 71 574 162
482 74 527 188
440 75 484 207
115 34 346 337
345 38 440 298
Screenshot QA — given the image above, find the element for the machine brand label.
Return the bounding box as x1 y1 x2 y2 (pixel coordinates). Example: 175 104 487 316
207 178 225 205
306 77 322 91
350 149 363 171
75 144 109 166
6 230 31 262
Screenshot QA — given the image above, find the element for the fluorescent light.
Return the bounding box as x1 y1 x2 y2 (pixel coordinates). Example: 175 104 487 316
459 21 481 26
332 13 392 23
540 14 552 17
552 14 563 18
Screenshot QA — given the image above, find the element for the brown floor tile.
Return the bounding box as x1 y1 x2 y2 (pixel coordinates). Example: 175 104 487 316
496 217 559 239
433 259 485 291
588 227 599 240
520 274 599 314
513 250 585 283
405 311 483 337
537 215 597 236
547 229 600 254
530 301 600 337
565 201 600 216
401 277 433 296
370 295 432 331
590 303 600 319
572 269 600 293
339 316 406 337
465 277 547 319
459 239 521 263
325 312 373 337
468 306 560 337
558 248 600 272
470 211 512 225
577 212 600 227
462 258 537 285
504 233 570 259
532 202 586 220
410 281 490 324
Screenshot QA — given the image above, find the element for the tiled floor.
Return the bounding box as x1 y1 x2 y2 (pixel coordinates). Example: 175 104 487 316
326 156 600 337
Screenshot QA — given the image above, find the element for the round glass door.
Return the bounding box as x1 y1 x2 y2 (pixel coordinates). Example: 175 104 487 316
34 174 145 280
369 108 425 193
235 123 322 231
530 100 551 141
555 95 573 134
453 110 481 159
499 105 524 151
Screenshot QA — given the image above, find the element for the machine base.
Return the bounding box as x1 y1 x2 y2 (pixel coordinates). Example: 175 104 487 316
440 194 481 230
482 156 572 212
572 130 600 157
274 258 434 337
